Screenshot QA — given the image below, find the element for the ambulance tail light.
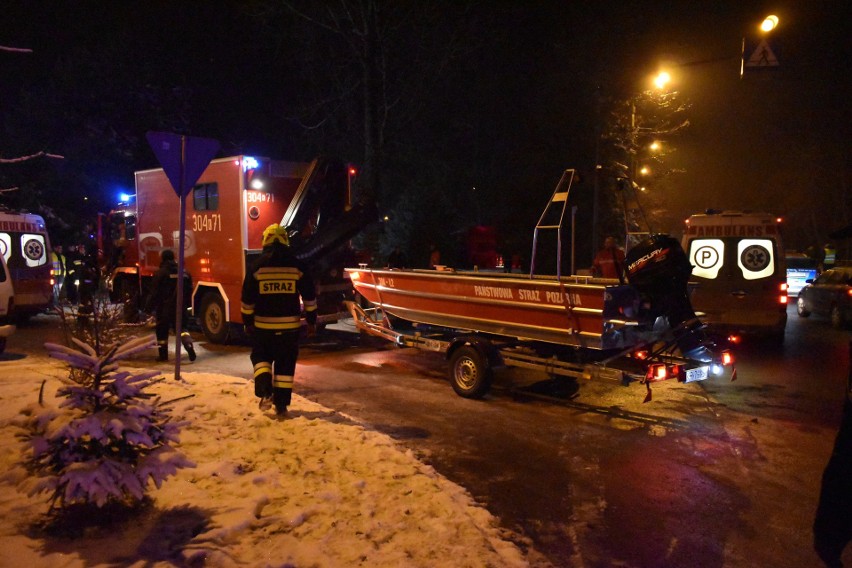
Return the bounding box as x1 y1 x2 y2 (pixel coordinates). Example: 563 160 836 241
721 350 734 366
779 282 788 304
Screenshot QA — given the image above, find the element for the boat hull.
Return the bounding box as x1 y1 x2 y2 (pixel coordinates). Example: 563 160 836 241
346 268 647 350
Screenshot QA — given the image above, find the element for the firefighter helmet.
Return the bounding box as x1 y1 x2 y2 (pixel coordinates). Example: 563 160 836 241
262 223 290 247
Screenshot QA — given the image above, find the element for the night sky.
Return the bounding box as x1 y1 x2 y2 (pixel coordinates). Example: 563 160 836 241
2 1 850 254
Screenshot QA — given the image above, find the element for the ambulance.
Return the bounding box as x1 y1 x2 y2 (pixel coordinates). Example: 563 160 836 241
681 210 788 343
0 208 53 319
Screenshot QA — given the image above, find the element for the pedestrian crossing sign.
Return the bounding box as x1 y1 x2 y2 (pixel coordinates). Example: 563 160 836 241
745 39 779 68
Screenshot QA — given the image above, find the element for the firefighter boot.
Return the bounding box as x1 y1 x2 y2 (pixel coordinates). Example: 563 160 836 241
181 333 196 361
157 344 168 362
255 372 273 411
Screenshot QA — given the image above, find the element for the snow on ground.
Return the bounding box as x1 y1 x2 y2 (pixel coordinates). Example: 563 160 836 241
0 359 531 567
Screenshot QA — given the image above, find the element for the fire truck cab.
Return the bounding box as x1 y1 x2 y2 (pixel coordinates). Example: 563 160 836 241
682 210 788 343
104 155 373 343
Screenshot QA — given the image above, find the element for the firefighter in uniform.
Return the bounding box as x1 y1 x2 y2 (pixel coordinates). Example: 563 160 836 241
144 249 196 362
241 224 317 415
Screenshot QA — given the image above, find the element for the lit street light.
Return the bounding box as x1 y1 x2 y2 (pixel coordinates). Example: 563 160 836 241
760 15 779 33
653 71 671 90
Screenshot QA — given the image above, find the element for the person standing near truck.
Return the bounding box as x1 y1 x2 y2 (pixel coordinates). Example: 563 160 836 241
144 249 196 362
241 223 317 416
592 236 625 280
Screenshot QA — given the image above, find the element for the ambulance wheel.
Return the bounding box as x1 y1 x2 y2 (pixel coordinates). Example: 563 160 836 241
200 293 230 343
449 345 492 399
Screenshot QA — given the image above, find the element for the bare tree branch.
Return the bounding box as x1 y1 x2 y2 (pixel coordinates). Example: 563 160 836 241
0 45 32 53
0 151 65 164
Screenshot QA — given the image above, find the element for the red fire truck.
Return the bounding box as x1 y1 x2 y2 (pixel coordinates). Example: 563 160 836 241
100 155 374 342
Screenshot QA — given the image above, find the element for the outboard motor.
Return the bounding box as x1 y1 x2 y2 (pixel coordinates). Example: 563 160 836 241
625 234 710 360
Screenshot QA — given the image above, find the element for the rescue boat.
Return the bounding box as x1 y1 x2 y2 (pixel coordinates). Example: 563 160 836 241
344 170 733 399
347 169 714 361
346 267 644 350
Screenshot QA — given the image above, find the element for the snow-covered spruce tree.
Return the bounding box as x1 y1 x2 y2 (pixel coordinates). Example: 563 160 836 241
16 334 195 517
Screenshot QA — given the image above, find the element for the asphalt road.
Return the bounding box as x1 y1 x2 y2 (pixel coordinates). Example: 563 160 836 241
3 304 850 567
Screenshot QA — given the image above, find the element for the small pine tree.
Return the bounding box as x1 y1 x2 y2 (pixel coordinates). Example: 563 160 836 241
16 333 195 515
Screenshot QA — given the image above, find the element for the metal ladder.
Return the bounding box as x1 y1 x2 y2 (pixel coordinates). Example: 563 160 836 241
529 169 576 278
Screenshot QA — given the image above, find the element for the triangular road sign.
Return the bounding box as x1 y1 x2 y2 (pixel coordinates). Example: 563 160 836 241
745 39 779 67
146 132 221 197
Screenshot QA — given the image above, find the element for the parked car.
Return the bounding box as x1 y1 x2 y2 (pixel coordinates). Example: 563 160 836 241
796 266 852 328
785 251 819 297
0 253 16 354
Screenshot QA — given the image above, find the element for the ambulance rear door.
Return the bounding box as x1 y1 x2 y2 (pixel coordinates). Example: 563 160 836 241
682 212 787 341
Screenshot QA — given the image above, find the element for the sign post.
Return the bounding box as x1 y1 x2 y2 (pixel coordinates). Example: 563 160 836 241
146 132 220 378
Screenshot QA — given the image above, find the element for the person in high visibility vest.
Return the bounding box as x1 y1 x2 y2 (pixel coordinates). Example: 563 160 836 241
50 244 66 304
824 243 837 270
241 224 317 416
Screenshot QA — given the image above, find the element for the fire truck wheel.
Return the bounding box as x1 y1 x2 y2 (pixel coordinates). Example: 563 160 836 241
200 293 230 343
448 345 492 399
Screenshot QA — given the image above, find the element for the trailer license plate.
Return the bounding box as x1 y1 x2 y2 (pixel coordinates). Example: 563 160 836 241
685 366 709 383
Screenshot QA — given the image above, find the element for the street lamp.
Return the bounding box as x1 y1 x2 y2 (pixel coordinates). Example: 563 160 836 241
760 15 779 33
653 71 671 90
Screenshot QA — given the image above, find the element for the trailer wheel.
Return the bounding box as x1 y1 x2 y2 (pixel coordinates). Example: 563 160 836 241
449 345 492 399
200 293 230 343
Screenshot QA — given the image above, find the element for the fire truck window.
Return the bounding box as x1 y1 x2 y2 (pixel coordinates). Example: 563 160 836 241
125 215 136 240
109 216 122 240
737 239 775 280
193 183 219 211
688 238 724 280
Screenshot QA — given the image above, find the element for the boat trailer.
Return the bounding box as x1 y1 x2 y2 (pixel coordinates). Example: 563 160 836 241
345 301 734 402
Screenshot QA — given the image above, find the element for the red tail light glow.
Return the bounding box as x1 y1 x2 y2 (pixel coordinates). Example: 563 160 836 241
646 363 668 382
722 350 734 366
